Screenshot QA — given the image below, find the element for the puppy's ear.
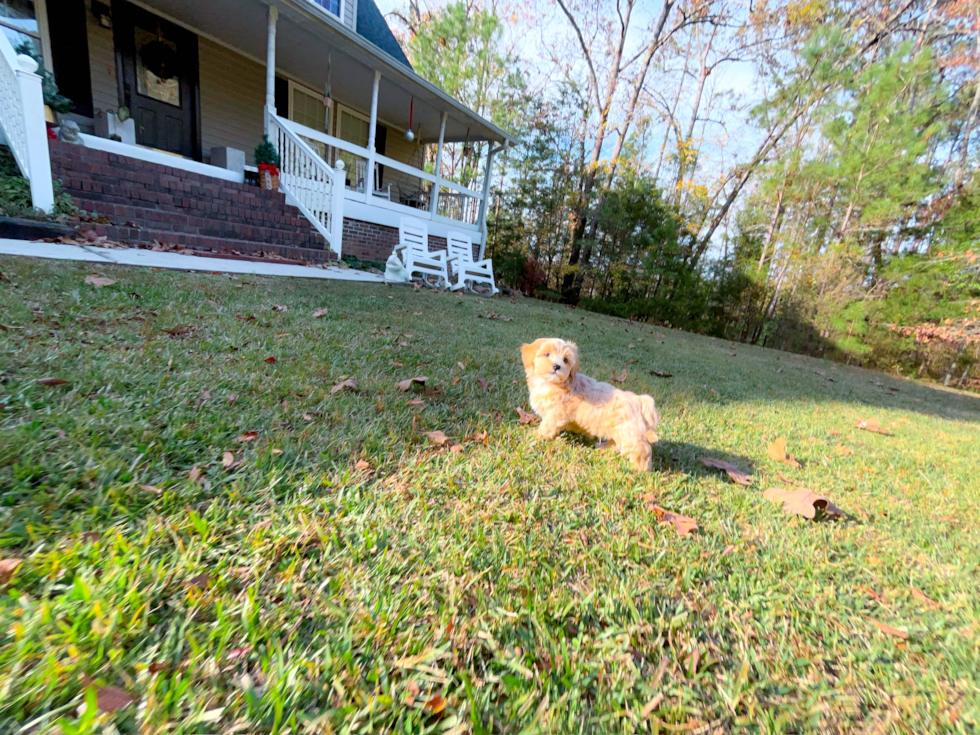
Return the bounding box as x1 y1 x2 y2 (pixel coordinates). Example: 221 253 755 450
521 339 544 370
566 341 580 377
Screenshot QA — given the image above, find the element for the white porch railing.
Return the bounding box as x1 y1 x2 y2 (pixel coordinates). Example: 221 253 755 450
0 32 54 212
279 118 485 233
267 111 344 255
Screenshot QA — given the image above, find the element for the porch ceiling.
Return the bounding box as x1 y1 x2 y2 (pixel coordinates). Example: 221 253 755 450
127 0 515 146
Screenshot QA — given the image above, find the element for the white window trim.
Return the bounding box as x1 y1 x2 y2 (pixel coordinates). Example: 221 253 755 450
305 0 346 23
334 102 370 142
288 79 332 134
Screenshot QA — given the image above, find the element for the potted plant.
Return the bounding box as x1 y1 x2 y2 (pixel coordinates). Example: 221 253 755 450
16 42 72 132
255 135 281 191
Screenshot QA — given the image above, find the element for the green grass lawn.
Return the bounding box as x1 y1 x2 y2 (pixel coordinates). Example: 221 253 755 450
1 257 979 734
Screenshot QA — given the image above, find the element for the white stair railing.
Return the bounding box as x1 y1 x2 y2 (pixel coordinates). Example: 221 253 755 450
267 112 343 255
0 33 54 212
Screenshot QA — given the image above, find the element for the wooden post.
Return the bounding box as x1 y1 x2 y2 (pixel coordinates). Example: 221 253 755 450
477 144 502 260
365 70 380 203
429 111 448 216
264 5 278 131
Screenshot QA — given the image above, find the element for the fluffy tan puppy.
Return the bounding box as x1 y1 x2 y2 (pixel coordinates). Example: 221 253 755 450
521 337 660 472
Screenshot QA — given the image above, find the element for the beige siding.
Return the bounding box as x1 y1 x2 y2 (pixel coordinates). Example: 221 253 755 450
343 0 355 30
199 39 266 165
86 0 118 116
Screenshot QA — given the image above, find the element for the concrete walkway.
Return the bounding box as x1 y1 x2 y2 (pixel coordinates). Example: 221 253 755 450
0 239 385 282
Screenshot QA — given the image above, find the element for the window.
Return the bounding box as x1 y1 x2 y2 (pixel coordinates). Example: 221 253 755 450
310 0 341 18
134 24 181 107
288 82 330 159
336 105 370 187
0 0 40 56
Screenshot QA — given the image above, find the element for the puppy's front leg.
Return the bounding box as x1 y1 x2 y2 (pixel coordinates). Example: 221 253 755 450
536 418 562 440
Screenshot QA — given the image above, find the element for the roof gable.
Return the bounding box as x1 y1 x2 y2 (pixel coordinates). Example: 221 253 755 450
356 0 413 69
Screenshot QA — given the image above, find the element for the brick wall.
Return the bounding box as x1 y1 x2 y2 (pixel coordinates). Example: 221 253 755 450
341 218 481 264
49 141 331 258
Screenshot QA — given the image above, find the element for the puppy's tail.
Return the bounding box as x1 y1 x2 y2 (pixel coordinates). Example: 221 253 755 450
639 395 659 442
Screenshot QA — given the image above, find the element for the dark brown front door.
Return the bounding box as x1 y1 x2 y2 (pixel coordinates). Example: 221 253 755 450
114 2 199 158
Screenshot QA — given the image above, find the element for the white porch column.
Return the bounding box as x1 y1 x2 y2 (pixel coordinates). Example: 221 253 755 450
477 144 503 260
14 55 54 213
364 70 381 203
429 111 447 216
263 5 279 130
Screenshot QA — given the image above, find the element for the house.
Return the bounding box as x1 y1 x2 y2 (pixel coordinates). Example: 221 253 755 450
0 0 515 262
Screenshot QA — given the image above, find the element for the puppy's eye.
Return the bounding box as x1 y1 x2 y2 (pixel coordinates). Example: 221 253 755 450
563 357 569 364
543 352 550 358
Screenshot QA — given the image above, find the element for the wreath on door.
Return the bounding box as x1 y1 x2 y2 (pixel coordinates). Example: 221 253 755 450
139 36 178 80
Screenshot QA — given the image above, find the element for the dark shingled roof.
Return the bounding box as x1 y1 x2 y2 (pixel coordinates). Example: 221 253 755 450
357 0 413 69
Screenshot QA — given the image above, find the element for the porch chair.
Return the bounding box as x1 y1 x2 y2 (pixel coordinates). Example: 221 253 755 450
446 230 499 295
394 216 449 289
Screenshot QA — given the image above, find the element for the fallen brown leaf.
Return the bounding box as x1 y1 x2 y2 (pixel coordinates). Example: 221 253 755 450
407 398 424 406
226 646 252 661
222 452 241 470
515 407 540 424
0 558 23 584
611 369 627 383
185 573 210 589
188 466 203 484
94 685 135 713
767 437 802 468
272 304 287 312
140 484 162 494
476 376 489 391
910 586 941 609
649 370 672 378
36 377 68 386
868 618 909 640
271 448 283 455
698 457 752 485
355 460 372 471
263 356 277 364
857 418 892 435
84 275 116 288
313 308 329 318
390 360 404 368
163 324 192 336
396 376 428 391
763 487 844 520
227 393 238 405
640 692 664 718
423 430 450 446
466 431 489 444
649 504 698 537
424 693 447 715
237 431 258 443
330 378 358 394
303 412 314 421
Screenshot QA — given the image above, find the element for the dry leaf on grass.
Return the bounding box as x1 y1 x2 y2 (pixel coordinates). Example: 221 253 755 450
407 398 424 406
188 466 203 484
0 558 23 584
397 376 428 391
699 457 752 485
476 376 489 391
84 275 116 288
270 448 283 455
857 418 892 435
313 308 329 318
423 430 449 445
467 431 489 444
649 504 699 537
611 369 627 383
163 324 192 336
763 487 843 520
649 370 672 378
910 586 941 609
237 431 258 443
767 437 802 468
36 377 68 386
868 618 909 640
222 452 241 471
263 356 277 364
227 393 238 405
424 693 447 715
185 573 210 589
140 484 162 494
450 444 463 454
330 378 358 394
272 305 287 312
355 460 372 471
515 407 540 424
640 692 664 718
94 685 135 713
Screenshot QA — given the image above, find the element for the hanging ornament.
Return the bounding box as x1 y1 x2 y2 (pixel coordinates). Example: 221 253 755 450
404 96 415 142
462 127 471 158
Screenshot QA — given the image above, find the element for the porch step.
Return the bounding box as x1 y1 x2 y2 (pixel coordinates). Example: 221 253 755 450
49 141 335 259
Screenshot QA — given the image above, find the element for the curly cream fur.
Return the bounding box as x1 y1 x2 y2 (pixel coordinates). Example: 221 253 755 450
521 338 660 472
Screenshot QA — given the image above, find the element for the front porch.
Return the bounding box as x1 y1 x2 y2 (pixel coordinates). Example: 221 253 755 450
0 0 514 261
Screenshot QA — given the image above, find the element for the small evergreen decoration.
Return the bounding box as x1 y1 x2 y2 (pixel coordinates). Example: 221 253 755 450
16 42 72 113
254 135 281 168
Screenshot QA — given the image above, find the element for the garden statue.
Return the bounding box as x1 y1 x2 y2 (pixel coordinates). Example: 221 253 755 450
384 251 412 284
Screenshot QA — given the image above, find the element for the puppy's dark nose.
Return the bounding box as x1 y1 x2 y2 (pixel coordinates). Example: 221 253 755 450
552 363 562 372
